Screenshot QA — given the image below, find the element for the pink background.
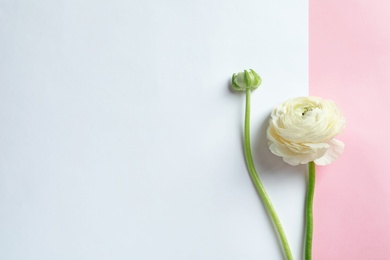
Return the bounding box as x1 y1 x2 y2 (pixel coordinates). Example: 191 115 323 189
310 0 390 259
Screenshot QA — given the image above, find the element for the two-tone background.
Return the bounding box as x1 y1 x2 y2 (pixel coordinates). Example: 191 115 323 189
1 0 389 259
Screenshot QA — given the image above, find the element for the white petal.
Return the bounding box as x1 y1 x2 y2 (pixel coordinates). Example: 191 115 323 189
303 142 329 163
282 156 302 166
314 138 344 165
269 143 294 157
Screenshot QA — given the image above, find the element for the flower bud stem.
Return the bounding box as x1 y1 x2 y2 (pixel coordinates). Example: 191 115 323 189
244 89 293 260
304 161 316 260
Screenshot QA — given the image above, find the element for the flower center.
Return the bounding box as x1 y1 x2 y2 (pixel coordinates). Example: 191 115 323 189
301 107 310 116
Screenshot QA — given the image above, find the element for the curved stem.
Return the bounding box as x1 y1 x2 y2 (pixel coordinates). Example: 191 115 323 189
304 161 316 260
244 89 293 260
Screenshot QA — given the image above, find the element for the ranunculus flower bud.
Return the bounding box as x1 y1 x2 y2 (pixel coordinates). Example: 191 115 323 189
266 96 345 166
231 69 262 91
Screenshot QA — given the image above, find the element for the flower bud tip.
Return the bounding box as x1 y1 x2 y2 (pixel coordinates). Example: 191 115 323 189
231 69 261 92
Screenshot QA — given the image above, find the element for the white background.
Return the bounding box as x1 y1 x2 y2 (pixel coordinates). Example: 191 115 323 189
0 0 307 259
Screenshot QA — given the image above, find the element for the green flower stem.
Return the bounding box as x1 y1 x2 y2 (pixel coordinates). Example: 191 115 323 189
244 89 293 260
304 161 316 260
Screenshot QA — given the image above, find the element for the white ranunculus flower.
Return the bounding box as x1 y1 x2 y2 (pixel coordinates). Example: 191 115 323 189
267 96 345 166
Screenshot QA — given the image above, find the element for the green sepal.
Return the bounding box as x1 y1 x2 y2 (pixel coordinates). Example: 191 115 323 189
231 69 262 92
